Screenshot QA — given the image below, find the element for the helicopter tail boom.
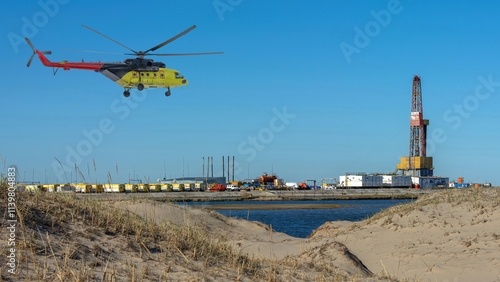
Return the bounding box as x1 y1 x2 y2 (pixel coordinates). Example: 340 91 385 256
35 50 105 70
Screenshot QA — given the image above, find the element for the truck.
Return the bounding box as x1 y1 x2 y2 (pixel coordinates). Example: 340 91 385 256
210 184 226 192
226 184 240 191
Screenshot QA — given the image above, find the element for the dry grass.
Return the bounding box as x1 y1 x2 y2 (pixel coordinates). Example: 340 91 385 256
0 180 355 281
365 187 500 224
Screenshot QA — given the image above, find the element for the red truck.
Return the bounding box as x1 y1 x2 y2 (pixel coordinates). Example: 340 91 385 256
209 184 226 192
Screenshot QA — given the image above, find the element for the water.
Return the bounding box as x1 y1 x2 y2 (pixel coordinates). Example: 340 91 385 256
184 199 414 238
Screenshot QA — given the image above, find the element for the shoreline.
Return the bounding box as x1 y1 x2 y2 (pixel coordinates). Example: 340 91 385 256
75 188 435 202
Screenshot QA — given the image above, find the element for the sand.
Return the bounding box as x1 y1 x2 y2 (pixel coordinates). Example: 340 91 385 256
124 187 500 281
309 187 500 281
5 187 498 280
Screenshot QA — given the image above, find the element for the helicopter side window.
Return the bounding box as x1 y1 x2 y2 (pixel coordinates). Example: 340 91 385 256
146 73 150 77
154 73 157 77
141 73 144 77
175 72 180 79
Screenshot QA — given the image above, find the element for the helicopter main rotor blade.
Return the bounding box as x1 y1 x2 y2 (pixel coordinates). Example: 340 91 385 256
145 25 197 53
82 25 136 53
25 38 35 50
27 54 34 67
150 52 224 56
62 49 126 55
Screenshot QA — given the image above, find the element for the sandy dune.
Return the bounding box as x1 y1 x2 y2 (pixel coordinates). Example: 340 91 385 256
309 188 500 281
125 188 500 281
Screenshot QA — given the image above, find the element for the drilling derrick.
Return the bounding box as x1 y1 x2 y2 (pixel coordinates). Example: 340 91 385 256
410 76 425 159
396 75 433 176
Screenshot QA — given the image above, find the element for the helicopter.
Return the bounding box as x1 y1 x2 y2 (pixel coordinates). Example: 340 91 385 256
25 25 223 97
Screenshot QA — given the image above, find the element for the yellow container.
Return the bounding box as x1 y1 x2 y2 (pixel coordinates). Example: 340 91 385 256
172 183 184 192
45 184 60 192
150 184 161 192
125 184 135 193
76 183 86 193
161 184 173 192
103 184 125 193
25 185 38 192
397 157 433 170
90 184 103 193
82 184 92 193
137 184 150 192
183 183 194 191
195 183 206 191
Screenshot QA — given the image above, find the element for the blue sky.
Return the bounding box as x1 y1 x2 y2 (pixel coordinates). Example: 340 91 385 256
1 0 499 185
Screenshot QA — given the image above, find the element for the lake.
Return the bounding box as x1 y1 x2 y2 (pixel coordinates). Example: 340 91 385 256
183 199 415 238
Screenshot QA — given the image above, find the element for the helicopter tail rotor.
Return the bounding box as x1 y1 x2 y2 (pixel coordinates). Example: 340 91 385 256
25 38 52 67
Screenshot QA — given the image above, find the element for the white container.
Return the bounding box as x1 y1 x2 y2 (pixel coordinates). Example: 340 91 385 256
412 177 449 188
339 175 382 187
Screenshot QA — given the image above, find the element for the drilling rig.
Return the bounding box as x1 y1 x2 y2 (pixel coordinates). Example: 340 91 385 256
396 75 433 176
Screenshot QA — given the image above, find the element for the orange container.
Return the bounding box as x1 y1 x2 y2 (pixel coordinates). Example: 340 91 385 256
458 177 464 184
475 184 479 188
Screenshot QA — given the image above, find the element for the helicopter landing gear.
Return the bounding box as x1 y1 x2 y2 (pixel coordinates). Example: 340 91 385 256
123 90 130 97
165 87 171 97
137 83 144 91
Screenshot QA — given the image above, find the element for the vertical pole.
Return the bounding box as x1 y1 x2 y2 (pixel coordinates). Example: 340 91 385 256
227 156 230 183
232 156 235 182
203 157 204 177
223 156 225 178
211 157 213 177
207 157 210 178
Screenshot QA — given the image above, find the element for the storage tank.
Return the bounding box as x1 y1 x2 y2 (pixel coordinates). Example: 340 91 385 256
259 173 277 183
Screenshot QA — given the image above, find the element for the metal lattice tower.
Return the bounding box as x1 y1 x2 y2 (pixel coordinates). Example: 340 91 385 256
396 75 432 177
409 75 426 167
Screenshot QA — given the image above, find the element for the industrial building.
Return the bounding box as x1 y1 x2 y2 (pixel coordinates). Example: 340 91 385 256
341 75 448 188
159 177 226 185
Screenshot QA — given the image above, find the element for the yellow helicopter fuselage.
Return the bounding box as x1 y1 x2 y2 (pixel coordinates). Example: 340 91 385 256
115 68 188 89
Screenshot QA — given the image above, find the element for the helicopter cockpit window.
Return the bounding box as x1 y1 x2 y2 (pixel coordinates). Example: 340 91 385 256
175 72 180 79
